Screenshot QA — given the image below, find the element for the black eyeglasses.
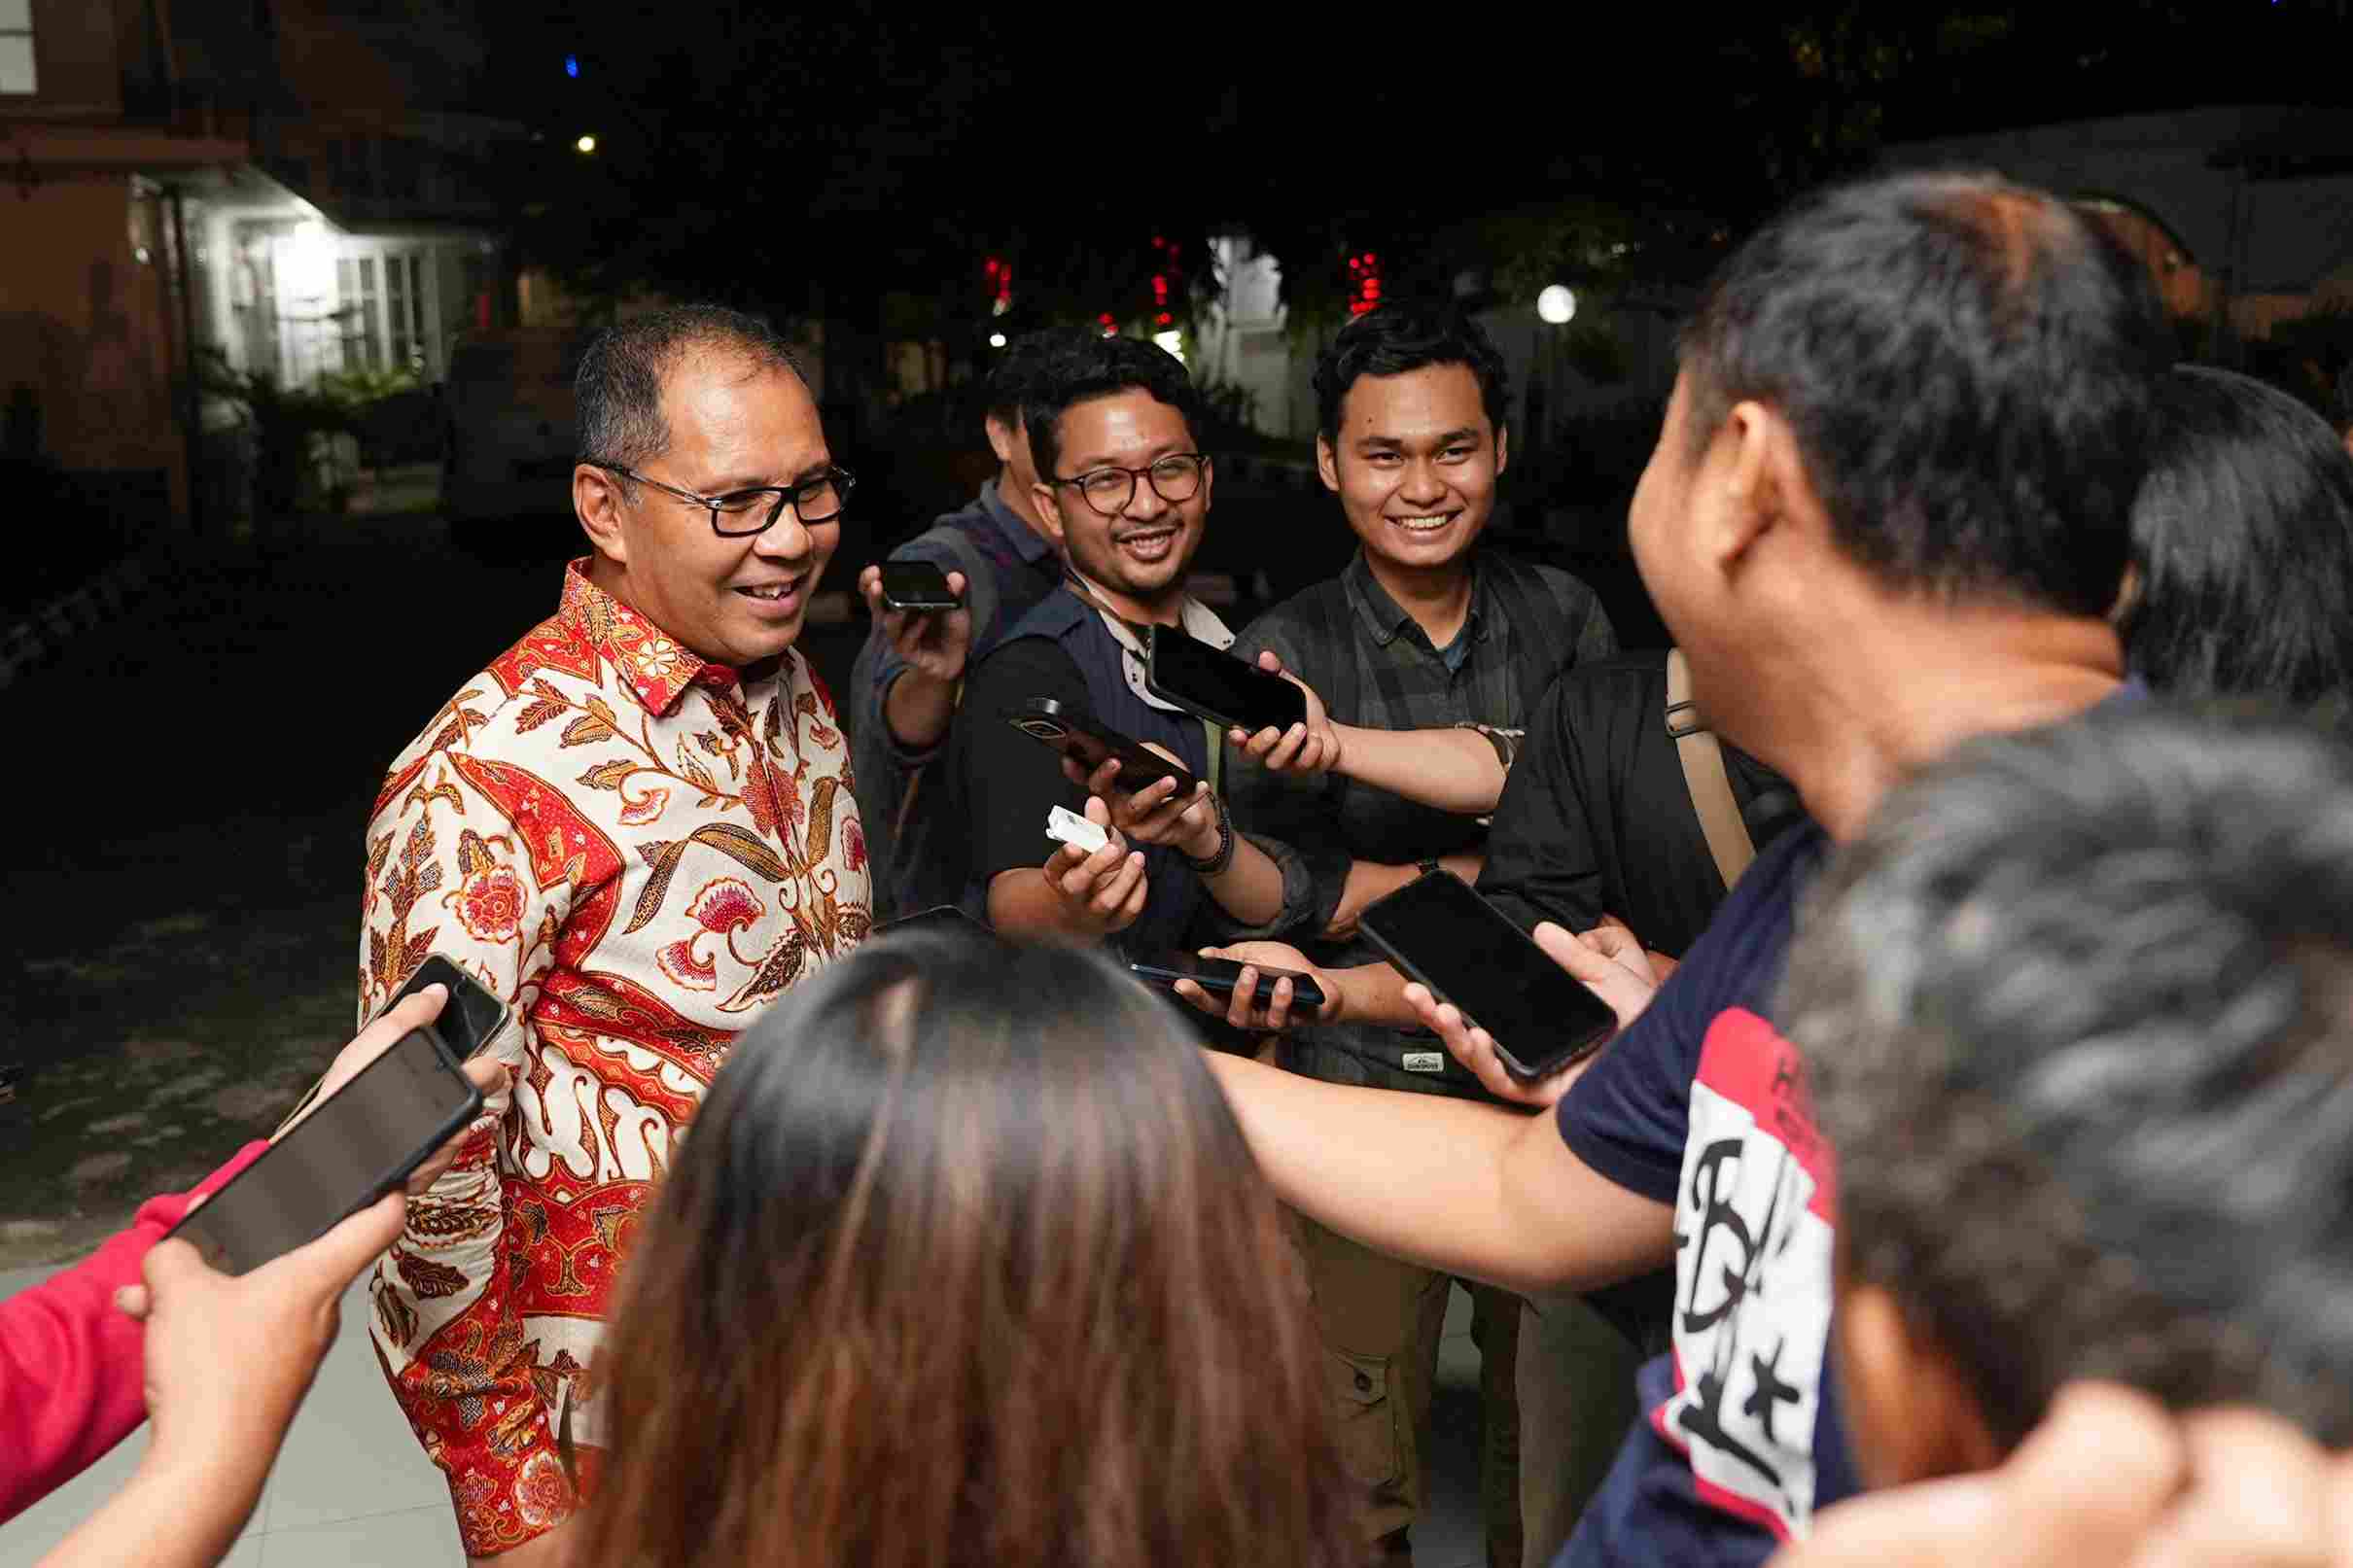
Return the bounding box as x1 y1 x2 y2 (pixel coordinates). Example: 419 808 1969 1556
1052 452 1210 518
588 461 855 538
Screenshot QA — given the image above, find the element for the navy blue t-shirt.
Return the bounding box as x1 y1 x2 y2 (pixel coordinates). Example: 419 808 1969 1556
1552 821 1853 1567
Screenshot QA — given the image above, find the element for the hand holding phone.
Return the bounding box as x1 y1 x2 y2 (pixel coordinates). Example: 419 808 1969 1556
1145 626 1309 735
1006 699 1198 793
174 986 488 1275
858 562 973 689
1359 871 1621 1089
1131 951 1328 1014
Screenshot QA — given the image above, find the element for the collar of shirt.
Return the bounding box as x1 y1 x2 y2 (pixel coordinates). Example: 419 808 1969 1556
978 478 1059 569
558 558 774 718
1062 570 1235 713
1342 549 1493 651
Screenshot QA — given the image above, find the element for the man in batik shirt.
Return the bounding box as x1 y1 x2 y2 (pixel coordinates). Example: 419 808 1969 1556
357 306 870 1564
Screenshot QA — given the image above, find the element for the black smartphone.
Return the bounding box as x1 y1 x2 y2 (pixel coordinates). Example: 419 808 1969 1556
1358 871 1619 1082
879 903 992 935
1145 626 1308 735
878 560 963 612
387 956 509 1060
1005 698 1200 794
1130 951 1327 1013
168 1023 482 1275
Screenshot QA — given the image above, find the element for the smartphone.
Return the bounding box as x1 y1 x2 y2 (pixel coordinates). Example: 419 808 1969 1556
1358 871 1619 1082
878 560 963 612
1130 951 1328 1013
168 1023 482 1275
1145 626 1308 736
879 903 992 935
387 956 509 1060
1005 698 1199 794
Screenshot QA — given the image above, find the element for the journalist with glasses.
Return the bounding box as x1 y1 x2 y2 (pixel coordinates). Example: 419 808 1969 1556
357 306 874 1566
941 332 1311 973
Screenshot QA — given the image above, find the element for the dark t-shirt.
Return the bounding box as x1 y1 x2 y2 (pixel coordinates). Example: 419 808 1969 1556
950 595 1217 960
1553 822 1850 1567
1480 651 1805 958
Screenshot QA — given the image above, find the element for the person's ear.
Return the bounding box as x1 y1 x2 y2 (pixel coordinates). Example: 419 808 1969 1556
1493 422 1510 478
1032 480 1069 550
985 413 1016 467
1701 400 1815 580
1836 1280 2005 1490
1316 435 1341 494
575 464 630 563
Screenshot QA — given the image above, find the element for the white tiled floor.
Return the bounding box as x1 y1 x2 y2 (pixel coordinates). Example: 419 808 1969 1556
0 1268 1491 1568
0 1264 467 1568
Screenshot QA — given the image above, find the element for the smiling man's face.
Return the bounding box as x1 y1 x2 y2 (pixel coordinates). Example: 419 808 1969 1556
1032 388 1210 611
1317 361 1505 576
583 355 840 668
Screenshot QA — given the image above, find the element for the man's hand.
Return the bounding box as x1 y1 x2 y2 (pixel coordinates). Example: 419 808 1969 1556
1176 941 1347 1032
1225 650 1343 777
1774 1383 2353 1568
102 1192 409 1562
1403 919 1661 1108
1041 797 1149 935
284 983 512 1195
858 564 973 684
1067 748 1221 860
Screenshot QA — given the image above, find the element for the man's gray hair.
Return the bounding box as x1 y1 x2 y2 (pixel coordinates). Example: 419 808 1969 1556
1783 704 2353 1449
575 305 805 483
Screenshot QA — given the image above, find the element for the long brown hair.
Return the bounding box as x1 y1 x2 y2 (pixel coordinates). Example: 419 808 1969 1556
579 931 1364 1568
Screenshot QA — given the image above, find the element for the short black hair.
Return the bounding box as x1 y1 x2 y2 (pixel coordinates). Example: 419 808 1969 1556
2122 366 2353 706
576 304 803 480
1679 171 2172 618
1312 302 1511 446
1020 334 1207 482
982 327 1092 432
1787 705 2353 1450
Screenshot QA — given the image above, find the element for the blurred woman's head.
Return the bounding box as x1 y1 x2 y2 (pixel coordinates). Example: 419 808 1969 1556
2121 365 2353 706
580 930 1361 1568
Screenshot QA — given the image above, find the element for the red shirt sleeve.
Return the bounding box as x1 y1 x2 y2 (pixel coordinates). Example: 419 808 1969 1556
0 1141 268 1522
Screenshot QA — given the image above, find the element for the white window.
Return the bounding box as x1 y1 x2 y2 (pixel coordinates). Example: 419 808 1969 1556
0 0 37 96
334 240 443 378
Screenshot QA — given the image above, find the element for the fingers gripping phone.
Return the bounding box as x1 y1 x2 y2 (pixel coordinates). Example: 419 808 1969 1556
1130 951 1328 1013
388 956 509 1060
1144 626 1308 736
167 1022 481 1276
878 560 964 612
1358 871 1618 1082
1005 698 1200 794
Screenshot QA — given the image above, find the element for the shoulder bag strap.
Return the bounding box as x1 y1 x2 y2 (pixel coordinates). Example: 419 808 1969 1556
1667 647 1756 891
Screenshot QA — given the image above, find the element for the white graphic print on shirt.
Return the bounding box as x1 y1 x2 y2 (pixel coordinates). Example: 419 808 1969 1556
1654 1007 1840 1542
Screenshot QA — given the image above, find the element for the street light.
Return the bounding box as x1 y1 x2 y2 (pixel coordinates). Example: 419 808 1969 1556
575 134 597 155
1536 284 1577 325
988 331 1007 348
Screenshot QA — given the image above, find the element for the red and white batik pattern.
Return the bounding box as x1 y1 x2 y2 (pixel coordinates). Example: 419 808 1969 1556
357 560 869 1555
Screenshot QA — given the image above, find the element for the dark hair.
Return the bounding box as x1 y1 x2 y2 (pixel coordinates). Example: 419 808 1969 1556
1020 333 1207 481
2120 366 2353 706
576 304 804 480
982 327 1093 432
581 930 1362 1568
1678 171 2171 617
1313 301 1511 446
1785 705 2353 1451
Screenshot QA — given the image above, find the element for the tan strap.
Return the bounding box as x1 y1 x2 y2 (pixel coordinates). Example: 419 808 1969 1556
1667 648 1756 890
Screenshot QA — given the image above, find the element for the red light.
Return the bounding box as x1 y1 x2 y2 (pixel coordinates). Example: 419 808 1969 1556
1364 253 1376 266
984 258 1000 275
1099 312 1116 327
1151 234 1165 248
1364 280 1381 299
1157 311 1173 325
1348 258 1361 272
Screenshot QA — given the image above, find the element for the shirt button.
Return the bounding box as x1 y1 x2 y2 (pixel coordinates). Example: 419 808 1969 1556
1353 1371 1373 1393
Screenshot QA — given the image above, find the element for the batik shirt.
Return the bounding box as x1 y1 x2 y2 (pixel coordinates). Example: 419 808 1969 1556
356 560 871 1556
